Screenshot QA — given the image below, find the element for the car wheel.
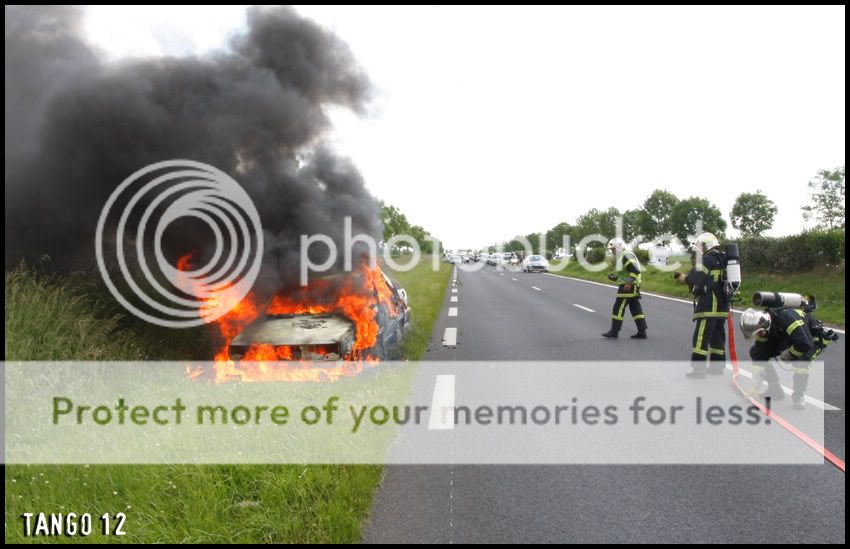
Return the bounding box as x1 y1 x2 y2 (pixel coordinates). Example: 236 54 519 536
390 323 404 359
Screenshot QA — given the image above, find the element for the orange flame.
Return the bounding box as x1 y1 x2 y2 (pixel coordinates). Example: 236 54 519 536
179 254 398 383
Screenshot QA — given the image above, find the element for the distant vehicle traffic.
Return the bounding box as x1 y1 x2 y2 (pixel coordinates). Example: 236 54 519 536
522 255 550 273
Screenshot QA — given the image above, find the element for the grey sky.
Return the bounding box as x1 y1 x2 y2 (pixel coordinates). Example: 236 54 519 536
84 5 846 250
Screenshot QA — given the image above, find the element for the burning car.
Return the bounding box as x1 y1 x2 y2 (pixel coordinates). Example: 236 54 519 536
224 268 411 363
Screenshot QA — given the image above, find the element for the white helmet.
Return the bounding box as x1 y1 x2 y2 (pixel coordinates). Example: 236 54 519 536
740 308 771 339
607 237 626 255
691 232 719 253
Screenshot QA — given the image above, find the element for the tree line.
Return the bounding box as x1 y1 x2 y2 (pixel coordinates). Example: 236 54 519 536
494 165 845 254
379 200 441 254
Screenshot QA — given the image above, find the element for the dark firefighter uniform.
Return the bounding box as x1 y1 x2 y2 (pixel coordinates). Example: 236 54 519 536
606 251 647 336
684 248 729 367
750 308 830 404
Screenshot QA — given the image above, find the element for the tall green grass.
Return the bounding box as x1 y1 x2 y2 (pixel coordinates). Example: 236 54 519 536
5 267 210 361
386 256 452 360
4 258 451 543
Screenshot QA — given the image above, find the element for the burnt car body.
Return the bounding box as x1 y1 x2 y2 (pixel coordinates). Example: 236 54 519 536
228 271 411 361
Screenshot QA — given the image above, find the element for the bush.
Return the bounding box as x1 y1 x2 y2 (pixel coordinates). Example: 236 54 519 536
583 247 607 264
633 249 650 264
737 230 845 273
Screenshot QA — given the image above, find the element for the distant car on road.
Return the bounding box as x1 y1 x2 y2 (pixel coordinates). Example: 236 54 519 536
522 255 550 273
450 255 462 264
487 254 499 266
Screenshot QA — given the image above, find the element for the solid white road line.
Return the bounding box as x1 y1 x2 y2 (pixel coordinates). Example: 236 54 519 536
573 304 595 313
448 307 458 317
428 375 456 430
542 272 845 333
728 364 841 411
450 296 458 302
442 327 457 346
531 286 542 291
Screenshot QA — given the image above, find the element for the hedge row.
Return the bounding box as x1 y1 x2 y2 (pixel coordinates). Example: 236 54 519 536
574 247 651 265
736 230 845 273
570 231 844 273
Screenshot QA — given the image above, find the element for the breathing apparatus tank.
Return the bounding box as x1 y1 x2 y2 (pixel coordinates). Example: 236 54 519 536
724 243 741 298
752 291 808 309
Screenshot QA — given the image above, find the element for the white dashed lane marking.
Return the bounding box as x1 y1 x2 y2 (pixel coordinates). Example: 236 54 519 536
451 288 458 293
448 307 458 317
428 375 456 430
728 364 841 411
442 327 457 346
450 296 458 302
531 286 542 291
542 272 845 334
573 304 595 313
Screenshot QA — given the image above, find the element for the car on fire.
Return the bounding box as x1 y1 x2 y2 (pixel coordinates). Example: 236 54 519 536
227 269 411 362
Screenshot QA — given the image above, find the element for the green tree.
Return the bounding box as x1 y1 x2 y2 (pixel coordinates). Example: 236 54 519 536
379 201 440 254
670 197 727 243
802 166 845 230
730 190 778 237
545 222 574 254
379 201 411 241
637 189 680 238
575 207 621 247
621 209 643 242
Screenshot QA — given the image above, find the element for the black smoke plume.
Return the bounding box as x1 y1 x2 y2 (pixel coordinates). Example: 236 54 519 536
5 6 381 300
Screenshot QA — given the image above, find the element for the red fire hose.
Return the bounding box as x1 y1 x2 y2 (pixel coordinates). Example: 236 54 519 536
727 312 845 472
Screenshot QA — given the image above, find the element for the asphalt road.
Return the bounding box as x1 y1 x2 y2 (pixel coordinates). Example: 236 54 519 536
362 264 845 543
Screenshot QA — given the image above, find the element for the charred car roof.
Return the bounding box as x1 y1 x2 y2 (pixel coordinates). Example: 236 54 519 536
230 314 354 347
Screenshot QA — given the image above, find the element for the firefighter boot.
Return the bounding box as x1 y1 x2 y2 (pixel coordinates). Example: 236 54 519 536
631 317 648 339
758 364 785 401
686 362 707 379
707 355 726 375
602 319 622 339
791 372 809 410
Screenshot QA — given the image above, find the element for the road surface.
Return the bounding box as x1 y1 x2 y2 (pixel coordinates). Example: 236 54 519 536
363 264 845 543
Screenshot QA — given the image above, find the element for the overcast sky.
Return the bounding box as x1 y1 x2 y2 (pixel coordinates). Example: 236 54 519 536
83 5 845 250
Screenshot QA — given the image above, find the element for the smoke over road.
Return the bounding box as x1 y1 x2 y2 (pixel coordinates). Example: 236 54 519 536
5 6 381 297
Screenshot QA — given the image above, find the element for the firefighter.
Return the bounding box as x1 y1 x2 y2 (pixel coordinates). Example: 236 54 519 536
602 238 648 339
674 232 729 377
740 305 836 410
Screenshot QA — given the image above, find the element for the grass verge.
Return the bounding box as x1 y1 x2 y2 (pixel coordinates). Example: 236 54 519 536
548 259 845 327
384 256 452 360
4 258 452 543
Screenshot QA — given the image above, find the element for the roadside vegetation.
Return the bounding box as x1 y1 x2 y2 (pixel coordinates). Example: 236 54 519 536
486 167 845 327
548 258 845 327
5 256 451 543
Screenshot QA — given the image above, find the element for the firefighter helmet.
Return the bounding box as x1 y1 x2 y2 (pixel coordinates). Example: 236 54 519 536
607 237 626 255
691 232 719 253
740 308 771 339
